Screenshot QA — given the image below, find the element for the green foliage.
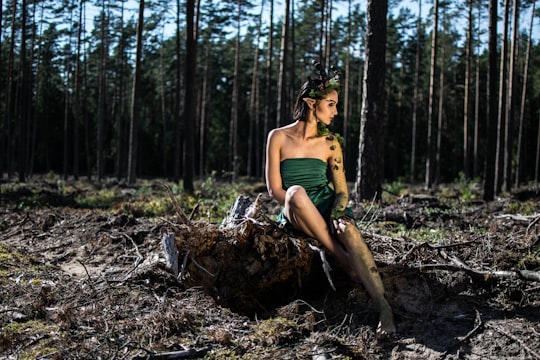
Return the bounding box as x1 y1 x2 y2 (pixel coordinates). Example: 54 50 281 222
455 172 479 202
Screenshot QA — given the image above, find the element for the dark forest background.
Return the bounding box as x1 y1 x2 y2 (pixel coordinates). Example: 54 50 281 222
1 0 539 200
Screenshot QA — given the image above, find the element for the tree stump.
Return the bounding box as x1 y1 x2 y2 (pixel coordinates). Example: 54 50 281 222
166 194 331 315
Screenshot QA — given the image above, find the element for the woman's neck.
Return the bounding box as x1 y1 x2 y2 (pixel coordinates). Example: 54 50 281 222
292 119 318 140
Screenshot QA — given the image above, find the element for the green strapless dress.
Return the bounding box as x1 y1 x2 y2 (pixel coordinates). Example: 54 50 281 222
276 158 352 224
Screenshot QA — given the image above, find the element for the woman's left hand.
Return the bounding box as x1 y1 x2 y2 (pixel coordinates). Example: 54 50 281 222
332 215 354 234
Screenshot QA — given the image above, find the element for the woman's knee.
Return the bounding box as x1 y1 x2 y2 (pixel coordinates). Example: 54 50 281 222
285 185 310 209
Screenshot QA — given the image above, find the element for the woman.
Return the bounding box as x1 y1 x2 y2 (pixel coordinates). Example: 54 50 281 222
265 61 396 337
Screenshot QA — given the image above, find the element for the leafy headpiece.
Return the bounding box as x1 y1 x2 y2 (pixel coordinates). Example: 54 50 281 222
308 60 341 99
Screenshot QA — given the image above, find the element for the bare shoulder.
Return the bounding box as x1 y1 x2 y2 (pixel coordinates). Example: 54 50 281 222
325 132 344 159
268 126 292 143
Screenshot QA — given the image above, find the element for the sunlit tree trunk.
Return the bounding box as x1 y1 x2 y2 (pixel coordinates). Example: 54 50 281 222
96 0 107 181
473 1 481 178
247 1 264 179
127 0 144 184
229 0 241 182
17 0 30 182
114 1 126 180
276 0 289 128
29 1 43 176
410 0 421 183
0 0 3 177
425 0 439 189
354 0 387 202
183 0 197 193
515 0 535 187
5 0 17 178
261 0 274 179
435 46 444 184
343 0 352 153
504 0 519 191
484 0 498 202
159 31 167 177
173 0 182 182
199 39 210 179
495 0 509 194
63 0 74 179
463 0 473 178
534 115 540 187
324 0 332 68
73 0 84 180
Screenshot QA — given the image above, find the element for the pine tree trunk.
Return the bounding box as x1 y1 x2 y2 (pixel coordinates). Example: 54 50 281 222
199 41 210 179
435 46 444 184
173 0 182 182
515 0 535 187
484 0 498 202
0 0 3 178
183 0 196 193
127 0 144 185
425 0 438 190
229 0 241 183
473 2 481 178
248 2 264 179
495 0 509 194
276 0 289 128
410 0 421 183
73 0 84 180
504 0 519 192
97 0 107 182
18 0 30 182
354 0 387 202
463 0 473 178
262 0 274 180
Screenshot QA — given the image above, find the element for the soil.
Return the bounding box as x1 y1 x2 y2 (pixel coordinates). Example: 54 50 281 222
1 178 539 359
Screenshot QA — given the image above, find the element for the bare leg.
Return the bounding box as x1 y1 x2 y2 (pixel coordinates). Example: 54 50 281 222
284 186 356 280
284 186 395 335
335 221 396 337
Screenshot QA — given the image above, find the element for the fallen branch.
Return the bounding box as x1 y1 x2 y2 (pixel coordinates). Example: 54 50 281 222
133 348 208 360
379 261 540 282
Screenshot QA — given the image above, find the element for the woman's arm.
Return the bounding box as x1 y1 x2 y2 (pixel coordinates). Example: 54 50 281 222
328 137 349 216
265 129 287 204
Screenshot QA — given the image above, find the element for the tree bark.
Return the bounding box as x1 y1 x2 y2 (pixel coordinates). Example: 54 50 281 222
425 0 439 189
247 1 264 179
463 0 473 178
73 0 84 180
261 0 274 180
504 0 519 192
484 0 498 202
276 0 289 128
127 0 144 185
183 0 197 193
495 0 509 194
354 0 387 202
97 0 107 182
516 0 534 188
229 0 241 182
410 0 422 183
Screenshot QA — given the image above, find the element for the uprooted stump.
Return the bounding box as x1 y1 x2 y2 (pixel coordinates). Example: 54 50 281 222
162 194 335 315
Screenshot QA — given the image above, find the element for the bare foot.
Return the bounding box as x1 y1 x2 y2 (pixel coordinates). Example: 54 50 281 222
376 308 396 339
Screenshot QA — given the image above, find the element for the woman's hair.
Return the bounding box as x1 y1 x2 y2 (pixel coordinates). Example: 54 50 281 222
292 81 340 121
293 61 341 122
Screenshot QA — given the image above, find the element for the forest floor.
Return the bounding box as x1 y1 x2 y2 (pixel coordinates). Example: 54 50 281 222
1 176 539 359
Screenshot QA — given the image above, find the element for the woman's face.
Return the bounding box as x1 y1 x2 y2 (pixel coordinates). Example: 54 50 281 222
316 90 339 125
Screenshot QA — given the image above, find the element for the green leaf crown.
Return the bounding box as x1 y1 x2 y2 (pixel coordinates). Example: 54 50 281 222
308 60 341 99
